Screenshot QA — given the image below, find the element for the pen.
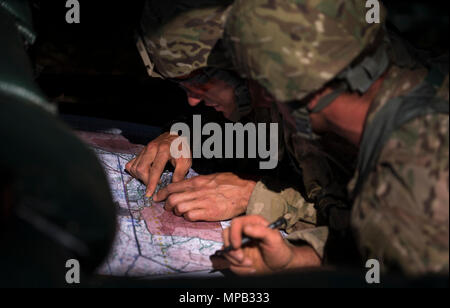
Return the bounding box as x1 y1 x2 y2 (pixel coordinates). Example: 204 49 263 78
214 215 288 257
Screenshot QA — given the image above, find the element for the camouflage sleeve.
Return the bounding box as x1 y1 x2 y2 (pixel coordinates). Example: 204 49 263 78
247 181 330 259
285 227 329 259
246 181 317 228
352 113 449 275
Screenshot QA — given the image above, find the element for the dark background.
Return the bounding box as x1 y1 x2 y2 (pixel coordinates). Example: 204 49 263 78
30 0 449 131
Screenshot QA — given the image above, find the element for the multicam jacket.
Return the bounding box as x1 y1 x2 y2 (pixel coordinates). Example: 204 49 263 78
247 63 449 275
349 64 449 275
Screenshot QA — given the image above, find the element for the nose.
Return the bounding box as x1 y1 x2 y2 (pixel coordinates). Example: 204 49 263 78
187 96 202 107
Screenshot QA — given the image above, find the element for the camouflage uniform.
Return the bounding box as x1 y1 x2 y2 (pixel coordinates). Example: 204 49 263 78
348 65 449 275
225 0 449 274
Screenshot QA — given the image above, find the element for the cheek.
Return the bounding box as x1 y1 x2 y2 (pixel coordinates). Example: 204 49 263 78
220 89 237 111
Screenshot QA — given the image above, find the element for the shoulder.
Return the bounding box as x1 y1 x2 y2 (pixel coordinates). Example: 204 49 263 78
360 111 449 216
351 112 449 274
353 111 449 244
366 66 428 125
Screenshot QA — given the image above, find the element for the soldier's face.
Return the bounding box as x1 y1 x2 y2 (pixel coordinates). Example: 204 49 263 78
180 78 237 120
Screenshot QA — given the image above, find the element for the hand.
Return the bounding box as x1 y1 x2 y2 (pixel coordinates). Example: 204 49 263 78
125 132 192 197
153 173 256 222
221 215 321 275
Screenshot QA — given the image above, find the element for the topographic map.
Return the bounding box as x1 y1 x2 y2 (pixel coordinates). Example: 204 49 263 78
76 131 228 278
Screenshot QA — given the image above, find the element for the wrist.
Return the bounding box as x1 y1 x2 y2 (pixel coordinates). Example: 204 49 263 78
285 244 322 269
240 179 257 212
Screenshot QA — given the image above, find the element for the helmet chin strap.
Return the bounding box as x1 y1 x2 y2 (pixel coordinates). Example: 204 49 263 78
308 83 348 114
295 44 390 140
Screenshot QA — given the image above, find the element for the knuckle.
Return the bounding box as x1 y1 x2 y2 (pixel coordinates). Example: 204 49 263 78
175 203 186 214
174 206 184 217
166 195 177 206
184 212 193 221
159 143 170 152
190 177 200 186
159 152 171 162
192 177 207 186
136 165 148 177
258 216 269 225
184 211 197 222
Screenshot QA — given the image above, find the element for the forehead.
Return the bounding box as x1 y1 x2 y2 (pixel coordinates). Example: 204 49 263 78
180 76 229 93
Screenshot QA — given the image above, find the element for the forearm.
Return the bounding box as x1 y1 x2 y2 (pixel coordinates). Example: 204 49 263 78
286 244 322 269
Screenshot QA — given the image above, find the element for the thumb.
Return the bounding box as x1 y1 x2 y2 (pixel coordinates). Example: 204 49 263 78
243 225 280 247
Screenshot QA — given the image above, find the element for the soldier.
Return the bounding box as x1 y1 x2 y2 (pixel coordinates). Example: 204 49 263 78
221 0 449 276
126 2 258 222
128 1 346 233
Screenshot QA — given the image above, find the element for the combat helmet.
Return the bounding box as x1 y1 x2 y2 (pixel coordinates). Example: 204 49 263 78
136 2 252 120
225 0 389 136
137 3 233 79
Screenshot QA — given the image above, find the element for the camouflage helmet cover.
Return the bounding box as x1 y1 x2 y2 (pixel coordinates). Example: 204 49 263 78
139 5 232 78
225 0 387 102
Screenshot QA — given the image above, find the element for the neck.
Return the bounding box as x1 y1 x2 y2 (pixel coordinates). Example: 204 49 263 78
308 77 385 146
